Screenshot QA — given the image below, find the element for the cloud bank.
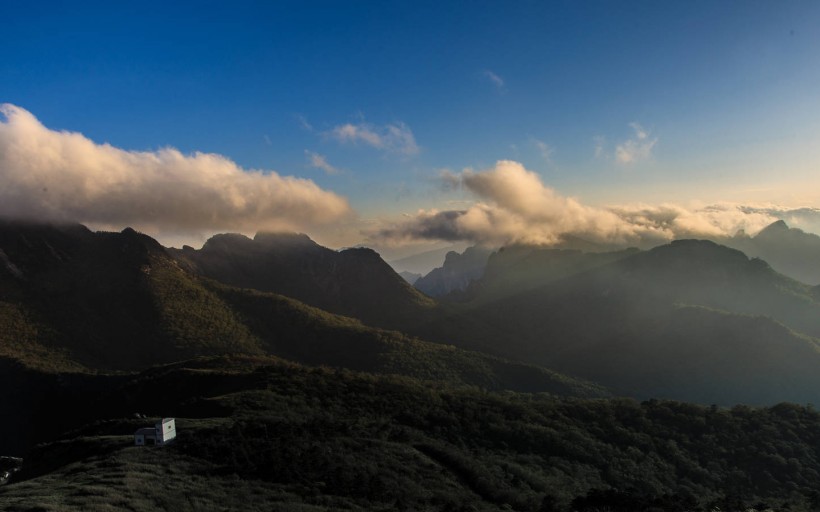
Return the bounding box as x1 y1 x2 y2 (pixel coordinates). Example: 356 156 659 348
373 160 788 247
0 104 351 233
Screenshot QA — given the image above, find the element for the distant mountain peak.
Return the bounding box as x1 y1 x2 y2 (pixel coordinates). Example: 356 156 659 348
414 245 493 297
168 229 435 329
658 239 749 259
253 231 316 247
201 233 254 252
723 218 820 285
637 240 763 277
759 220 789 234
340 246 380 259
442 250 460 264
118 227 166 254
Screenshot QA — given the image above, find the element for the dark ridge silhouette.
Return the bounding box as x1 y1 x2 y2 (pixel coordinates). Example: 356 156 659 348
0 220 605 458
170 231 437 330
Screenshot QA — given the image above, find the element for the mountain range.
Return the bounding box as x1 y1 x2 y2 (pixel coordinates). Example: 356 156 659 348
416 240 820 405
5 219 820 407
5 219 820 509
0 220 604 391
410 220 820 303
170 231 437 331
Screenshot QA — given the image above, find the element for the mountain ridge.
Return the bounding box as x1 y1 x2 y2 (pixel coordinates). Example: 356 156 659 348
171 230 437 331
414 239 820 405
724 219 820 285
0 220 601 397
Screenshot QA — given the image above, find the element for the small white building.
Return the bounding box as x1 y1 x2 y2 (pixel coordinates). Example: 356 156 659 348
134 418 176 446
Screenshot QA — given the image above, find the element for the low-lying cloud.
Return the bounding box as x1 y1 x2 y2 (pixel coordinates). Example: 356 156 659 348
0 104 352 233
373 160 790 247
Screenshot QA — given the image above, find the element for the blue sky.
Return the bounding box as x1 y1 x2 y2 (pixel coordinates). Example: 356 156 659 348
2 1 820 252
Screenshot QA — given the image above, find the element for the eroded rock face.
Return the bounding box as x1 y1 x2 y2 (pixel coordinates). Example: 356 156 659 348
414 246 492 297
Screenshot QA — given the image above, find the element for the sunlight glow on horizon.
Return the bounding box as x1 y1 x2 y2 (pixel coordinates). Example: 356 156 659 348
1 2 819 253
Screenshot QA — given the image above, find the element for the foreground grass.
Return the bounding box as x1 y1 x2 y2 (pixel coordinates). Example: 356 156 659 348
2 362 819 511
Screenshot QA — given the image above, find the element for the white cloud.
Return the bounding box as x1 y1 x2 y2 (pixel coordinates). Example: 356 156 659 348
0 104 352 233
305 150 340 175
372 160 787 247
736 205 820 234
483 70 505 92
533 139 554 163
375 161 641 246
295 114 313 131
615 122 657 164
327 121 419 155
332 123 383 147
608 203 778 240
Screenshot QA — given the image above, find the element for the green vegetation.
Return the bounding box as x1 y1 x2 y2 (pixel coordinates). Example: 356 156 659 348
0 302 81 373
0 222 599 398
147 259 265 356
208 282 606 396
8 222 820 510
4 360 820 511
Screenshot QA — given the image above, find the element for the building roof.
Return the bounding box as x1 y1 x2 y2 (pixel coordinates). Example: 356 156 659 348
135 427 157 436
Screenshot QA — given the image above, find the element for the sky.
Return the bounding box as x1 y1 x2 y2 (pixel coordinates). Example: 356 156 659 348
2 1 820 257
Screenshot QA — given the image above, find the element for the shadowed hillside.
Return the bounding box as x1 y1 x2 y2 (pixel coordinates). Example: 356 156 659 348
0 221 610 458
170 232 437 330
447 245 639 304
417 240 820 405
0 220 265 370
0 221 601 395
